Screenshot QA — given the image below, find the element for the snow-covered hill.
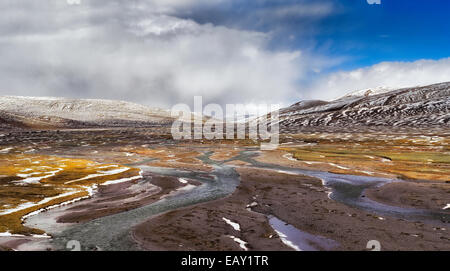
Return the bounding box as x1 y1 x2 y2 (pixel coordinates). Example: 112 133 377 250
0 96 174 129
2 82 449 131
278 82 450 131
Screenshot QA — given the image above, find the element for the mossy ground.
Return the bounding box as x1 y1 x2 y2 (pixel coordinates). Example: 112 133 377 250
280 133 450 182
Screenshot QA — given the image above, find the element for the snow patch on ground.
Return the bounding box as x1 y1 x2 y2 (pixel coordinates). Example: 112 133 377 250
0 147 13 153
101 174 142 185
0 191 79 216
273 229 301 251
282 153 298 162
16 168 63 185
328 163 350 170
65 166 130 184
222 217 241 231
0 231 51 239
228 236 248 251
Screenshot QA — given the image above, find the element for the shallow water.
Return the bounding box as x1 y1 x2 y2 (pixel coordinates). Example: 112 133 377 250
49 153 240 251
237 151 450 225
268 215 339 251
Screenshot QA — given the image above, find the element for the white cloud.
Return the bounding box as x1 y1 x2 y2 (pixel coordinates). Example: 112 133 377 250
1 0 447 109
67 0 81 5
268 2 334 19
305 58 450 100
0 0 303 109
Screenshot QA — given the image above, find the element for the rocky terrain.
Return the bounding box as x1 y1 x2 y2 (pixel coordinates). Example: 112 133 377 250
278 82 450 132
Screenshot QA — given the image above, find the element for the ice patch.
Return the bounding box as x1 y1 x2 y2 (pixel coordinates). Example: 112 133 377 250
175 184 196 192
268 215 338 251
274 228 301 251
178 178 188 184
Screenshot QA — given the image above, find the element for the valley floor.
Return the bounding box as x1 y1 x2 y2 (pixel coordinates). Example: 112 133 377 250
0 128 448 251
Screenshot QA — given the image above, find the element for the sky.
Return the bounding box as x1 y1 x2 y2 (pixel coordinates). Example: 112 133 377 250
0 0 449 109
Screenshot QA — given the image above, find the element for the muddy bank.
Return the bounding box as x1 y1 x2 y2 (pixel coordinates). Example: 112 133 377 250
0 236 51 251
242 168 449 250
366 181 450 211
57 173 198 224
133 167 449 251
131 170 317 251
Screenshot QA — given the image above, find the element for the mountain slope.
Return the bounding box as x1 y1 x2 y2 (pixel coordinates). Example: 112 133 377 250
279 82 450 131
0 96 174 129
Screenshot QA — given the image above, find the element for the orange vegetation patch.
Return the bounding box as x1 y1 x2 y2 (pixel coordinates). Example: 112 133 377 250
276 133 450 182
0 153 141 235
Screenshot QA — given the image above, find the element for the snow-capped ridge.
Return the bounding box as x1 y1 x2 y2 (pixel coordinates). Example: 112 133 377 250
278 81 450 130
